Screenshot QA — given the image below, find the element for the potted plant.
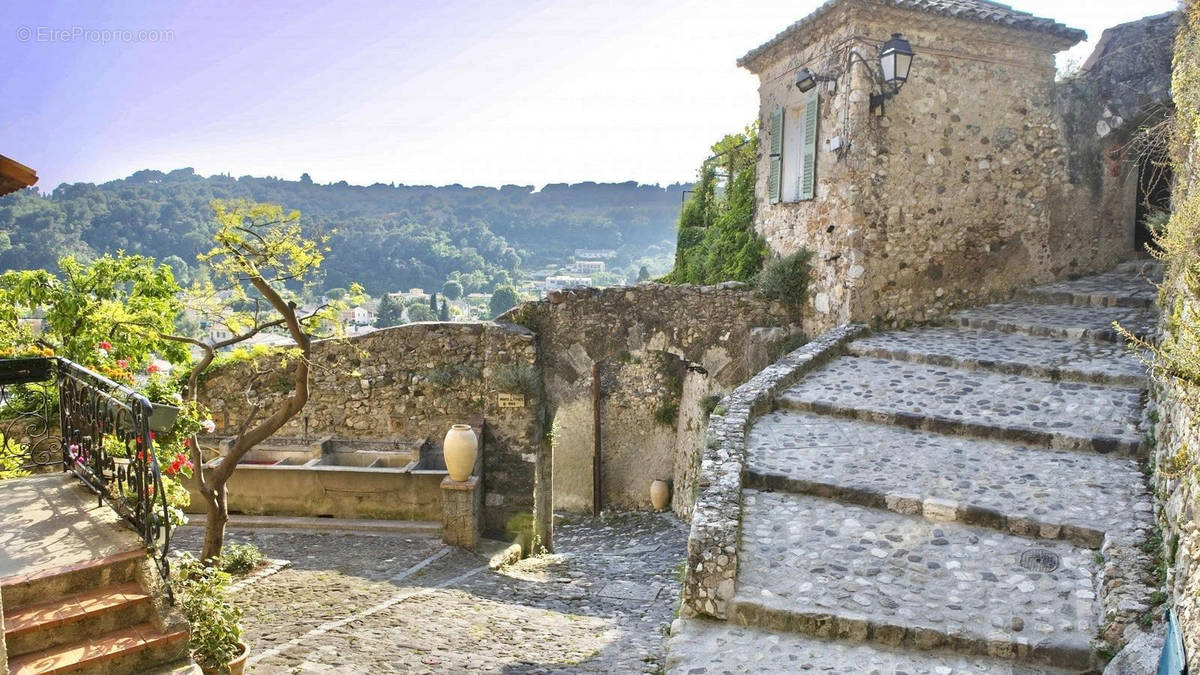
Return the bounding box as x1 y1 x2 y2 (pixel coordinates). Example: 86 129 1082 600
176 553 248 674
0 344 55 385
142 366 183 432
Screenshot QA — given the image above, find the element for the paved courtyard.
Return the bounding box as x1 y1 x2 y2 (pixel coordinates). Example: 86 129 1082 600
171 510 688 673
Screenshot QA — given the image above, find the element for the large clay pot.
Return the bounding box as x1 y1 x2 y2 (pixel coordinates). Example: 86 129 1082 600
650 479 670 511
443 424 478 482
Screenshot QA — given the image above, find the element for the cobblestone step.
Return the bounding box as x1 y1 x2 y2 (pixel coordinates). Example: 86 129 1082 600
946 302 1157 343
667 618 1076 674
745 410 1150 548
733 490 1101 671
1013 265 1160 309
848 326 1146 386
777 356 1144 455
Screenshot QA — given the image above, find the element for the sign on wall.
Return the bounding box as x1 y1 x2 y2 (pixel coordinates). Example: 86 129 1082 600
498 393 525 408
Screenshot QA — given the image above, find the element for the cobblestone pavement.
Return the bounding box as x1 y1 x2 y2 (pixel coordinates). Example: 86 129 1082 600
1012 261 1159 309
667 620 1074 674
736 491 1098 653
948 302 1157 342
669 265 1156 673
848 326 1146 385
746 410 1148 546
172 510 687 674
778 356 1144 452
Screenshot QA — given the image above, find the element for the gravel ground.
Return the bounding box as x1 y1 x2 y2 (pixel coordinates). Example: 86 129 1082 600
171 510 688 673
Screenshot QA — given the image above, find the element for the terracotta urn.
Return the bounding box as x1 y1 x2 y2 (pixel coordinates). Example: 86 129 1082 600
443 424 478 482
650 479 670 511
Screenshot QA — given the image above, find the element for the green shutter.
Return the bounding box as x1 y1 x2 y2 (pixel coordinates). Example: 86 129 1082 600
800 91 818 200
768 107 783 204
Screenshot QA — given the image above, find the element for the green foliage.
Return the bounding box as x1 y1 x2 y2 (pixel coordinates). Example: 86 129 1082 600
219 543 266 574
758 250 814 307
441 280 463 300
0 253 187 368
406 303 436 322
0 171 688 295
492 363 539 396
175 554 245 671
438 299 450 322
663 126 770 285
700 394 722 419
374 294 404 328
489 286 522 318
653 401 679 426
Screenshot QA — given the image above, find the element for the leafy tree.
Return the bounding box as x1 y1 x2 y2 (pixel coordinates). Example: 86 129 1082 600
165 200 358 560
324 287 348 300
438 299 450 322
375 294 404 328
0 253 187 368
406 303 435 322
428 291 438 312
489 286 521 318
441 280 463 300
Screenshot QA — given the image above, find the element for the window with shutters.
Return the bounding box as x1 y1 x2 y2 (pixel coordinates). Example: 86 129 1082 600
768 90 818 204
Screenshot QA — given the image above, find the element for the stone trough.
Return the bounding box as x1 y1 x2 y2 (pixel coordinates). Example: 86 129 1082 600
185 436 448 520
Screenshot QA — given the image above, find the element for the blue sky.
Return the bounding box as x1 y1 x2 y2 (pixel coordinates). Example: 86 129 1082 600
1 0 1179 190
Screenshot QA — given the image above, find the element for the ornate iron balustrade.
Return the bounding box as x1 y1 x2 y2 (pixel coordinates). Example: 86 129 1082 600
0 357 174 595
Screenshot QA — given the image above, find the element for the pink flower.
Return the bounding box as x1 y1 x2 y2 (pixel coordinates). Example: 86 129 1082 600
116 359 129 369
98 341 112 350
200 419 216 434
147 364 160 374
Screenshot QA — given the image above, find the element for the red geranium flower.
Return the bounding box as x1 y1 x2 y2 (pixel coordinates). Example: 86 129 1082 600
98 341 112 350
147 364 160 374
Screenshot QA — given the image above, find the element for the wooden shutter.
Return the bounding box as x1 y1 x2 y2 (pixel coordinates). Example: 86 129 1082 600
800 91 819 200
768 107 783 204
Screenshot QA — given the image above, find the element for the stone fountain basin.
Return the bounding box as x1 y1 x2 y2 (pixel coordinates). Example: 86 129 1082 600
184 437 447 520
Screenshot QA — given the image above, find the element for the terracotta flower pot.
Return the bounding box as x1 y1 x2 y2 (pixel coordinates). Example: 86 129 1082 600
200 642 249 675
443 424 478 482
650 479 670 511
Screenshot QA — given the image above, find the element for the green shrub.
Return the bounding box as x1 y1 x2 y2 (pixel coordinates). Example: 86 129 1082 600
219 542 265 574
758 250 814 307
492 363 539 396
176 553 244 671
653 402 679 426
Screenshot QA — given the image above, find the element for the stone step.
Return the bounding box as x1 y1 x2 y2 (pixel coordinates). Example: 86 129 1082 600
1013 266 1160 309
733 491 1101 671
777 356 1144 455
946 303 1157 343
745 410 1150 548
7 622 189 675
0 549 145 611
848 326 1146 386
667 618 1076 674
4 582 153 657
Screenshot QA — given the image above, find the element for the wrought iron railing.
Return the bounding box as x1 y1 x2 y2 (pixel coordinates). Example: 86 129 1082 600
0 357 174 595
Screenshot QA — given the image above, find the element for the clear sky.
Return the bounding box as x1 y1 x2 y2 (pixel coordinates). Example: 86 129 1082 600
1 0 1179 191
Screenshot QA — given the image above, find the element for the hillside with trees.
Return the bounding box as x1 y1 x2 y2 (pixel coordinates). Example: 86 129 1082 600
0 169 688 294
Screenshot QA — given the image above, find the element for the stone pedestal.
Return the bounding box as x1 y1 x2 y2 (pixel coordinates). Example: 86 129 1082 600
441 475 481 552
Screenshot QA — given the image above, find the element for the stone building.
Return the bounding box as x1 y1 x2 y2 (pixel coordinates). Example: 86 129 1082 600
741 0 1173 328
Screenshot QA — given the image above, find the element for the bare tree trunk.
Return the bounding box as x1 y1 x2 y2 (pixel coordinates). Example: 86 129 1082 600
200 484 227 561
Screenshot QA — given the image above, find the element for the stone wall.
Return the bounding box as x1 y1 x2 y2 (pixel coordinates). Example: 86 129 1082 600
744 4 1174 330
199 322 542 537
504 282 802 517
681 324 865 619
1145 4 1199 670
199 283 801 546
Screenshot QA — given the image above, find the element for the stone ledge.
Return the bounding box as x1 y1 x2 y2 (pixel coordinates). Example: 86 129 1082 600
680 323 866 619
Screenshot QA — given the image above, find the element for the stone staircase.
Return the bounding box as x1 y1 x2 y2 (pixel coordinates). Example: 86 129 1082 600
669 262 1158 673
1 475 190 674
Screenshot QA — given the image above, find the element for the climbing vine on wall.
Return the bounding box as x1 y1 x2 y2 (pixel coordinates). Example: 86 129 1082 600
662 127 771 285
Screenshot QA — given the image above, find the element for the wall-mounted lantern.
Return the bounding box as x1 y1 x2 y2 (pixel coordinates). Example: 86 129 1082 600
793 32 916 114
